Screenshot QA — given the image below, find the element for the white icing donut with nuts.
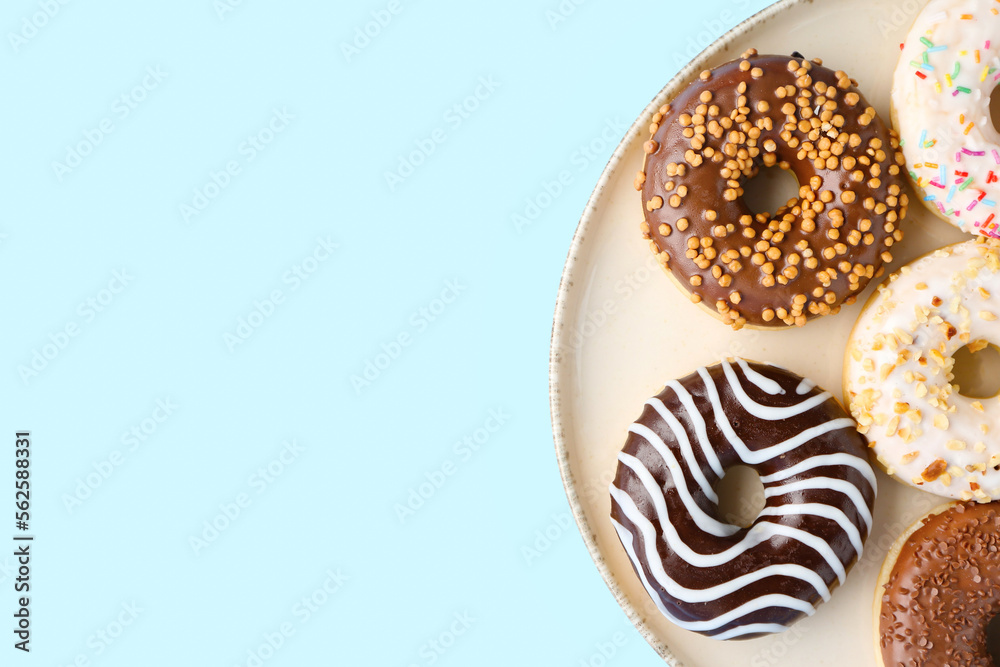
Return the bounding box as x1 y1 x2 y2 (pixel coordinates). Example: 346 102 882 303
844 239 1000 501
891 0 1000 239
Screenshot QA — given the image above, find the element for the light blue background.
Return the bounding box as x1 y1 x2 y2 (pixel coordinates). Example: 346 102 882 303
3 0 772 664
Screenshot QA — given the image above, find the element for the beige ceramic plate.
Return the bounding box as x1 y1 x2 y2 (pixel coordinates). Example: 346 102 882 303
549 0 974 665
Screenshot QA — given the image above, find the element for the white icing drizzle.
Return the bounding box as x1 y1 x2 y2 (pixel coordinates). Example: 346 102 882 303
610 518 811 639
795 378 816 395
737 358 786 395
763 477 873 530
647 398 721 503
758 504 863 554
611 360 874 640
614 455 833 598
759 453 878 489
626 425 737 537
615 456 845 581
664 381 726 478
721 360 832 420
610 477 831 601
700 365 856 463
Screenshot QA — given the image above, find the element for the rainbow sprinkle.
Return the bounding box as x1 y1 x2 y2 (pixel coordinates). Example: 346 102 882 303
904 14 1000 239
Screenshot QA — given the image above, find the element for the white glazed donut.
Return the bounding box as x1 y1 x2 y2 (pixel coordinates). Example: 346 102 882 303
844 238 1000 501
891 0 1000 239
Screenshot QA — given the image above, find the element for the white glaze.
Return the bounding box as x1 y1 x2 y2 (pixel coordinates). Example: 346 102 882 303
845 239 1000 501
891 0 1000 238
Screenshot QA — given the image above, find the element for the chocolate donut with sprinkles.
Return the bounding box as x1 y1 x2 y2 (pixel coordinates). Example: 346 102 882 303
875 501 1000 667
610 359 876 640
637 49 909 329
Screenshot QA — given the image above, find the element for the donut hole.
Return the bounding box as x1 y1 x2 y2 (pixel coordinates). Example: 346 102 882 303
987 613 1000 664
741 164 800 219
952 342 1000 399
990 85 1000 135
714 465 765 529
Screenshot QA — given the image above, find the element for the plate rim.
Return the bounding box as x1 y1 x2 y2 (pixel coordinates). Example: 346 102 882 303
547 0 810 663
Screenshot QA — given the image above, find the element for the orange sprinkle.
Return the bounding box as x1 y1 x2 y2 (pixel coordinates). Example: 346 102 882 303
966 122 975 135
962 13 973 19
977 50 982 63
961 113 966 124
926 162 939 168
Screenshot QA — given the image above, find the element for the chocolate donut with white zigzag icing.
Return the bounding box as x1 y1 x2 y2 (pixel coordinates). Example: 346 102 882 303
609 358 875 640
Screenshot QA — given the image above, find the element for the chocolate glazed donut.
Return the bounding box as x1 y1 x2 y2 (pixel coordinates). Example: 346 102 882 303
636 50 909 329
609 359 875 640
877 502 1000 667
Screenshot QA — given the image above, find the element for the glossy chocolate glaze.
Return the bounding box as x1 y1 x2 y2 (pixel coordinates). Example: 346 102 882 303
638 51 908 328
879 502 1000 666
610 360 875 640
